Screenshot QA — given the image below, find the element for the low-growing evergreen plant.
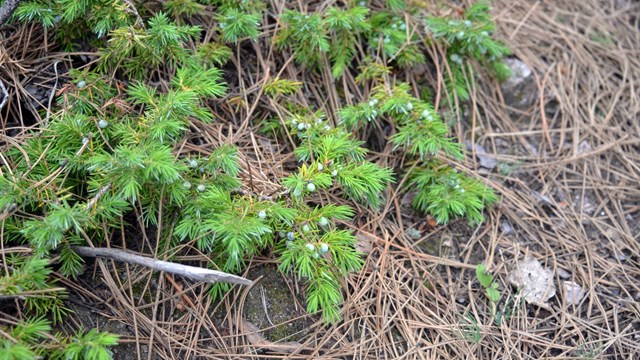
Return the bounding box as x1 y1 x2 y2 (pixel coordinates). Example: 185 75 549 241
1 0 508 355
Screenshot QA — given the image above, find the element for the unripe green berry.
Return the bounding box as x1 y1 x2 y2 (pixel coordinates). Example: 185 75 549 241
318 243 329 254
189 159 198 168
258 211 267 219
183 181 192 189
305 243 315 251
318 217 329 226
302 224 311 232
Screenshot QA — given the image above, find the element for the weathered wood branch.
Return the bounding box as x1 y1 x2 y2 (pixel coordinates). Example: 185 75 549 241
72 246 253 286
0 0 23 27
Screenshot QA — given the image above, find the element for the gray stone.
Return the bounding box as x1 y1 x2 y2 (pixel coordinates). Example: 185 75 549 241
501 58 537 110
556 268 571 280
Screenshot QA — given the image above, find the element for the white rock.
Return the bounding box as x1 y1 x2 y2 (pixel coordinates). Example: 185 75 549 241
562 281 585 305
507 256 556 308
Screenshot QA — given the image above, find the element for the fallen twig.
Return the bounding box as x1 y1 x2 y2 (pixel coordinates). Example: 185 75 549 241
0 80 8 112
72 246 253 286
0 0 23 27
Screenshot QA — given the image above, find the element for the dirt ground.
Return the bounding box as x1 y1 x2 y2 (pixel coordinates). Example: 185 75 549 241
1 0 639 359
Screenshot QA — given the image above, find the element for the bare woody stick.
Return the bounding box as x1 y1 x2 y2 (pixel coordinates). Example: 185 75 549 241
0 0 23 26
72 246 253 286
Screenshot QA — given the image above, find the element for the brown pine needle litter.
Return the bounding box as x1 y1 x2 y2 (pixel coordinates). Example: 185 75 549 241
1 0 639 358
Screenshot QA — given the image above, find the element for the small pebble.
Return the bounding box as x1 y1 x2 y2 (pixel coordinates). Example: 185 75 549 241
501 221 513 235
556 268 571 280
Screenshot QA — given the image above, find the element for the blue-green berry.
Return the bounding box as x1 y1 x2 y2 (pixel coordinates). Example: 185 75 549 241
306 182 316 192
76 80 86 89
197 184 206 192
305 243 315 251
183 181 192 189
287 232 295 241
98 119 109 129
189 159 198 168
318 217 329 226
318 243 329 254
258 211 267 219
302 224 311 233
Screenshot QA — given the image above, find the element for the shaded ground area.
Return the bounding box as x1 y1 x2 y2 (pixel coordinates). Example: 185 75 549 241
1 0 639 358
